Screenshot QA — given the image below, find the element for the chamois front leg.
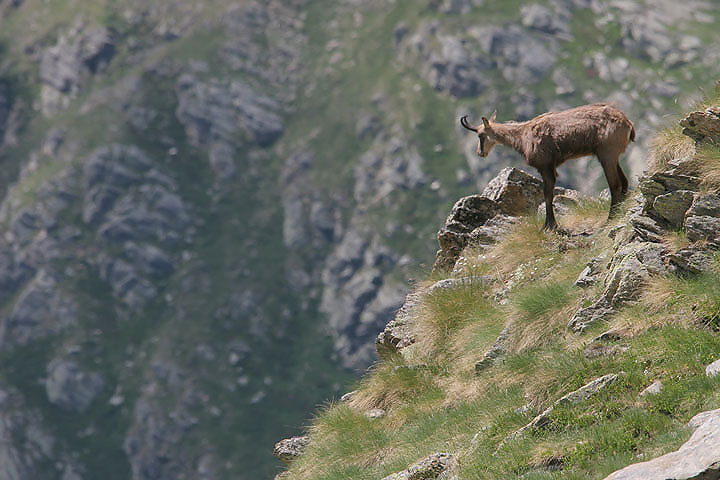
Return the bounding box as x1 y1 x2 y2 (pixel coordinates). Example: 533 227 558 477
539 167 558 231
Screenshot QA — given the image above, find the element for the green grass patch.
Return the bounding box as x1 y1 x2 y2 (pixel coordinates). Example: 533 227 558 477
515 282 572 320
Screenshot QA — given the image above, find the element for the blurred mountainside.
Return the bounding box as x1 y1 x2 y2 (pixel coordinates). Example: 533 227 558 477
0 0 718 479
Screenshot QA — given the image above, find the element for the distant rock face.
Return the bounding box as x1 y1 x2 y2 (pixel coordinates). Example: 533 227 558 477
123 361 204 480
521 3 571 36
0 84 9 145
175 74 283 181
0 270 77 350
39 21 116 113
471 25 558 85
396 20 491 97
319 222 407 370
281 151 343 252
176 75 283 148
0 387 55 480
603 408 720 480
45 359 104 412
81 144 189 309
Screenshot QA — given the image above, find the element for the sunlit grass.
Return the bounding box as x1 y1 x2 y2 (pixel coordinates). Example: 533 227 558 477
696 143 720 189
648 125 696 173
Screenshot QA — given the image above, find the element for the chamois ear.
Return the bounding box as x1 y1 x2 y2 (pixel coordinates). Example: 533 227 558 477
490 111 497 122
481 117 490 128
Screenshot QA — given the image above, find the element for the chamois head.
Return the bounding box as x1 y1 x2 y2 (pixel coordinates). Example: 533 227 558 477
460 112 498 157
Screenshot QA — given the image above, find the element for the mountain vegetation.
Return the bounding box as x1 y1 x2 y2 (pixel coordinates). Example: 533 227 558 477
280 88 720 479
0 1 718 479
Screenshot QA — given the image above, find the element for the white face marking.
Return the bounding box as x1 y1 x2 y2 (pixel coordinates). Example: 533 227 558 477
477 132 496 157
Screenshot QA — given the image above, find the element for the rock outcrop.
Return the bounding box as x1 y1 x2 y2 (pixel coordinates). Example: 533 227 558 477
0 387 55 480
434 167 544 272
508 373 620 441
680 105 720 144
39 21 116 113
570 146 720 332
381 452 456 480
45 359 104 412
603 408 720 480
273 436 310 464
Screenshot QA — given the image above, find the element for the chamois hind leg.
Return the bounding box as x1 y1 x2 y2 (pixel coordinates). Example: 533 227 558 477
597 150 624 219
539 167 558 231
617 163 629 196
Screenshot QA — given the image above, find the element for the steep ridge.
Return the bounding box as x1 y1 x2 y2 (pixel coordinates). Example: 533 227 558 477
279 88 720 479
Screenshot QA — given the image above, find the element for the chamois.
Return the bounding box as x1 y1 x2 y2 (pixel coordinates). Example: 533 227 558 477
460 103 635 231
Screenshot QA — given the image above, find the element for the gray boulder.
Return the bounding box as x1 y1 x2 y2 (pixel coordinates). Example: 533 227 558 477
376 290 420 359
652 190 694 228
666 246 715 275
482 167 545 214
475 323 512 373
381 452 455 480
638 380 663 397
684 215 720 245
537 192 580 220
706 359 720 377
467 215 520 251
46 359 104 412
273 435 309 464
434 168 544 272
603 408 720 480
510 373 620 439
680 106 720 144
684 192 720 245
575 253 608 287
569 242 667 332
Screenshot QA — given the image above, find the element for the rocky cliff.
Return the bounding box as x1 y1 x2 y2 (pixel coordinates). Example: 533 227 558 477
0 1 719 479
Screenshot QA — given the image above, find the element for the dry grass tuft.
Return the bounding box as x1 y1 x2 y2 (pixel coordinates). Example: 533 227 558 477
346 360 440 412
480 218 555 276
648 125 696 173
660 230 690 253
510 300 580 353
696 144 720 189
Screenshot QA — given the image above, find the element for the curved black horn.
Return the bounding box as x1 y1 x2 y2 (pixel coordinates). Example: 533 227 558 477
460 115 477 131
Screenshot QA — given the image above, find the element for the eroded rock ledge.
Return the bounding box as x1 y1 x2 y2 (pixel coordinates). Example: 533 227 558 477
603 408 720 480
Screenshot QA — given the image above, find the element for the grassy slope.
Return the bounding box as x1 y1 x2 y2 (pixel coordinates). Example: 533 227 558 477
286 209 720 480
285 103 720 478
